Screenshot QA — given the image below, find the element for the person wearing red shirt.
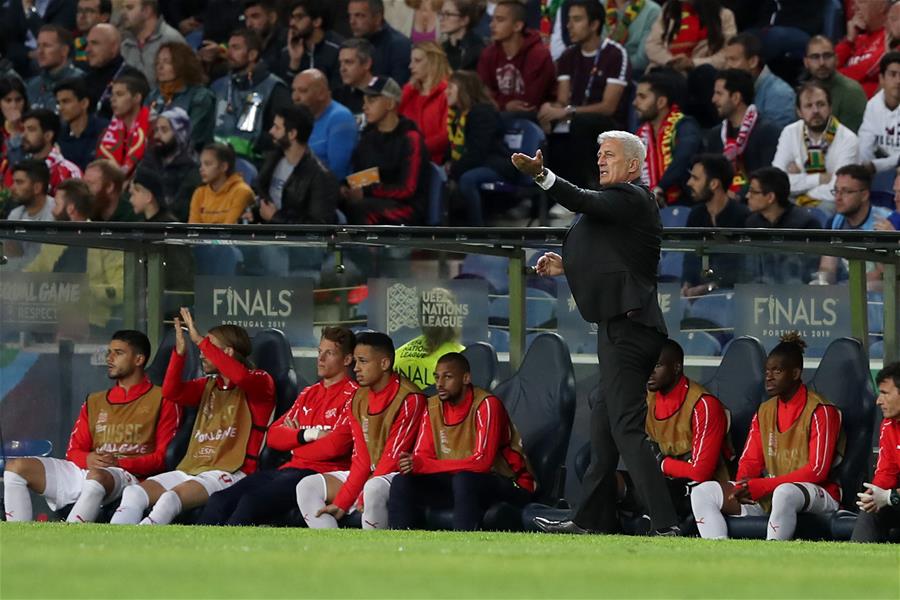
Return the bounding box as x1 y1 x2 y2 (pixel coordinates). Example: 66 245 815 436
388 352 534 530
399 41 450 164
4 331 177 523
623 339 730 522
2 108 83 194
110 309 275 526
295 332 425 529
852 362 900 542
836 0 888 98
197 327 359 526
690 333 845 540
96 73 151 177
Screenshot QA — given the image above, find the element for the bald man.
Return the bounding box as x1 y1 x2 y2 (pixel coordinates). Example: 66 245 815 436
292 69 358 180
83 24 130 117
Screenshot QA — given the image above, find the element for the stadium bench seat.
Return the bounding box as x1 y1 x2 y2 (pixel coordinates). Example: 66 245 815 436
459 255 510 295
418 341 499 397
488 289 556 329
659 206 690 228
479 117 548 225
677 331 722 357
253 329 304 470
146 327 202 387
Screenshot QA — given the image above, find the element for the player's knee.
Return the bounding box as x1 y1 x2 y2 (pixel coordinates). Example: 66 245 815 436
121 484 150 510
690 481 722 511
4 457 36 479
771 483 803 511
363 477 390 505
295 475 323 508
85 467 114 488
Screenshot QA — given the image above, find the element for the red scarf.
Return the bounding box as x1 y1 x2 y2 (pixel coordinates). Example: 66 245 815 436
721 104 758 192
639 104 685 202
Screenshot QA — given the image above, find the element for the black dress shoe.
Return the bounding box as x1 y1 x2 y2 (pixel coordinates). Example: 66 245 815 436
533 516 593 534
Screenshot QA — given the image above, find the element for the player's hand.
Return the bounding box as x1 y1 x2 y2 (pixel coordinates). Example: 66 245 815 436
511 149 544 178
316 503 346 520
86 452 118 468
180 307 203 345
398 452 413 474
535 251 564 277
174 316 186 356
857 483 890 513
731 479 754 504
198 41 224 64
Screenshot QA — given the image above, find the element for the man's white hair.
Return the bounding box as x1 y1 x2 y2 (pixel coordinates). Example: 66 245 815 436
597 130 646 166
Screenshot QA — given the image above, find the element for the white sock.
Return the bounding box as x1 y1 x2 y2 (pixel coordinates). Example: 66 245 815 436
3 471 32 522
361 477 391 530
296 475 337 529
141 490 181 525
767 483 806 541
111 485 149 525
691 481 729 539
66 479 106 524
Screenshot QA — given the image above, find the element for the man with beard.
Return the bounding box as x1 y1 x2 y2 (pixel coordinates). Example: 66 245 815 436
83 159 137 222
210 28 291 160
291 69 358 179
682 153 748 297
25 25 85 112
632 69 701 206
803 35 866 133
5 160 55 223
3 331 178 523
55 77 108 172
8 109 83 195
772 81 858 214
119 0 186 87
142 107 202 222
73 0 112 68
243 0 289 75
248 104 338 225
278 0 343 88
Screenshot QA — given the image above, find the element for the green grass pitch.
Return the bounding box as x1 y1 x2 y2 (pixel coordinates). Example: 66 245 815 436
1 523 898 599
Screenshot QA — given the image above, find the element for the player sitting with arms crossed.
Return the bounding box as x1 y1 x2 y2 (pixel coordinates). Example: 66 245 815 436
295 332 425 529
111 309 275 525
690 332 845 540
197 327 358 526
4 331 178 523
388 352 535 531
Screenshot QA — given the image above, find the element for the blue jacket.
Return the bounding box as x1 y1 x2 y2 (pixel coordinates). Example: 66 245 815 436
309 100 358 180
754 67 796 130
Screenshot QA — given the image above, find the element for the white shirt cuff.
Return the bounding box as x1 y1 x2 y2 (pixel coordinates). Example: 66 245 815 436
536 169 557 190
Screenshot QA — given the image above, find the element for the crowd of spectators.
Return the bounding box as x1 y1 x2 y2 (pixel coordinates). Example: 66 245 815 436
0 0 898 235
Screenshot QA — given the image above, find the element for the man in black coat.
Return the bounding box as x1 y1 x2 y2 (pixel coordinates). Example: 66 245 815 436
512 131 679 536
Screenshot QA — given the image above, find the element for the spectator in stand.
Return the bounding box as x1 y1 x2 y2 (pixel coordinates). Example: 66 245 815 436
83 24 129 118
142 108 202 222
52 178 94 222
119 0 187 88
129 166 178 223
291 69 358 180
773 81 859 214
440 0 486 71
836 0 887 98
690 333 845 541
84 159 138 222
6 160 55 223
633 69 701 206
591 0 661 76
189 142 256 224
210 29 291 161
26 25 85 112
860 52 900 176
744 167 822 284
73 0 112 68
248 104 339 224
277 0 343 88
15 109 83 195
745 0 821 84
408 0 443 42
876 166 900 231
334 38 376 122
803 35 867 133
97 74 151 178
145 42 217 150
243 0 288 75
342 77 429 225
55 78 108 172
400 42 451 164
682 153 748 296
444 70 516 226
704 69 779 195
539 0 630 190
852 362 900 543
477 0 555 116
348 0 413 85
0 77 30 193
723 33 796 130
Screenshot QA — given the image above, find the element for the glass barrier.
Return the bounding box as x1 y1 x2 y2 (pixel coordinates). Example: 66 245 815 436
1 224 898 461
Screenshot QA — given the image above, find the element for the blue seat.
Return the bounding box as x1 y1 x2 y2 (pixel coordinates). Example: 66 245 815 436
193 245 243 276
184 28 204 50
822 0 845 41
0 440 53 471
462 342 499 390
426 162 447 225
870 339 884 359
677 331 722 356
868 292 884 336
146 327 202 387
253 329 304 470
659 251 685 281
459 254 509 294
488 289 556 329
685 291 735 330
235 157 259 188
659 206 690 228
479 118 548 224
807 207 828 227
488 327 510 353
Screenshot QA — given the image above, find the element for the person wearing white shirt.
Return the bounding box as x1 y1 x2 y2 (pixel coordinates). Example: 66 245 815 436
859 51 900 175
772 81 858 215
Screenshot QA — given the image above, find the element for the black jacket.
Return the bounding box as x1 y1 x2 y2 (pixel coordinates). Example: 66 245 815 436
443 30 486 72
447 102 515 181
255 149 338 224
549 177 667 333
367 24 412 85
703 117 780 183
275 33 344 90
142 150 202 223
